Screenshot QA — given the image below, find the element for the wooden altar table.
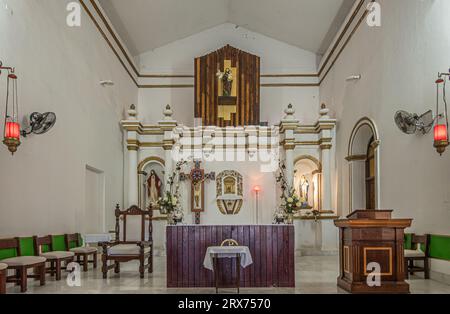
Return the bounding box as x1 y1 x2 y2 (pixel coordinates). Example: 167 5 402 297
166 225 295 288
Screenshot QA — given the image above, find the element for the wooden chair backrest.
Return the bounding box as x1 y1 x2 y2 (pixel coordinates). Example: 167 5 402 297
0 238 20 256
221 239 239 247
115 205 152 243
65 233 81 250
33 235 53 255
411 234 430 256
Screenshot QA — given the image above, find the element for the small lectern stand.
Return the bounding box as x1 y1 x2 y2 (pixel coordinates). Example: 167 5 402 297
334 210 412 294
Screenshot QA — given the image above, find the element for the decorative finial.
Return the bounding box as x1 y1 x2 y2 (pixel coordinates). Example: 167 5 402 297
284 103 296 119
163 104 174 120
319 103 330 119
127 104 137 120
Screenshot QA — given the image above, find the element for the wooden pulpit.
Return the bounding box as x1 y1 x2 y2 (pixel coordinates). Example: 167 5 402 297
334 210 412 294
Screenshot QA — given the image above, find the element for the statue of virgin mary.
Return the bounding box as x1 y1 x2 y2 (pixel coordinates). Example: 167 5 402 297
147 170 162 207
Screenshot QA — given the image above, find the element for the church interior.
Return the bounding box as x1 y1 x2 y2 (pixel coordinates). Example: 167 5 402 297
0 0 449 295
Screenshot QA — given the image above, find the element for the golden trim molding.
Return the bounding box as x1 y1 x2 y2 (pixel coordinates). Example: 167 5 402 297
127 139 164 149
345 154 367 162
344 246 350 273
139 83 320 89
294 155 322 172
138 156 165 173
363 247 393 276
319 0 372 85
318 0 366 77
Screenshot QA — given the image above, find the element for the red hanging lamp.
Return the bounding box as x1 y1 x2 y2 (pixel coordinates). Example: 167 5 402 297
434 73 450 156
1 61 20 155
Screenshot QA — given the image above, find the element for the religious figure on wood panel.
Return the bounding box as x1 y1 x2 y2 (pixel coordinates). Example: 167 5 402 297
147 170 162 206
216 67 234 96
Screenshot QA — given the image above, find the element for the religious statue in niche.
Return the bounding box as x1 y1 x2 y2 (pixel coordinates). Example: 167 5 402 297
294 157 321 211
147 170 162 207
216 170 243 215
299 175 311 209
216 59 238 121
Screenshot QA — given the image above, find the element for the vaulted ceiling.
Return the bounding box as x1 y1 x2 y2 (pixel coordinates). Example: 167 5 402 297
98 0 356 57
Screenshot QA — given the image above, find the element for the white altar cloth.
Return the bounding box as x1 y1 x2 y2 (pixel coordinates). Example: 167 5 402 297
203 246 253 271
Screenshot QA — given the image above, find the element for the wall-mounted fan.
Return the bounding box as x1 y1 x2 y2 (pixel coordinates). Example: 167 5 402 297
394 110 433 135
21 112 56 137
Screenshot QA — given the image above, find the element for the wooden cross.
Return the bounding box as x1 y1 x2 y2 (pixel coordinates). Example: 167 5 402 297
180 160 215 224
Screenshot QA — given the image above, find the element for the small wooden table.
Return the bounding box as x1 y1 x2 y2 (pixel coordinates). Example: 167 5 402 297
203 246 253 294
334 210 412 294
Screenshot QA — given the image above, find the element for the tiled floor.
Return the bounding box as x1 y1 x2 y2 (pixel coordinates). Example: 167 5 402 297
6 255 450 294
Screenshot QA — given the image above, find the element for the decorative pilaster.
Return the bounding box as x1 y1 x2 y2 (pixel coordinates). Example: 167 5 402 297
158 105 177 189
280 104 299 187
126 104 139 206
317 104 336 211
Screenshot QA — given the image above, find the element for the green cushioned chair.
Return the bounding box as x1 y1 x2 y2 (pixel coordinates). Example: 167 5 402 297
404 234 430 279
33 235 75 281
65 233 97 272
0 238 46 293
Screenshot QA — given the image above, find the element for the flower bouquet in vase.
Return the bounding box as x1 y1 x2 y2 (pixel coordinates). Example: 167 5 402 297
158 160 186 225
276 162 301 224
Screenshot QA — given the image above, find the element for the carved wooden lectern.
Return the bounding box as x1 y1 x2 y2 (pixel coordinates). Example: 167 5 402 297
334 210 412 294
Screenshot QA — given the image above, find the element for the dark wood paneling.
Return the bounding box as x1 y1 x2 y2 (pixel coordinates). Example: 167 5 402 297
166 225 295 288
195 45 260 127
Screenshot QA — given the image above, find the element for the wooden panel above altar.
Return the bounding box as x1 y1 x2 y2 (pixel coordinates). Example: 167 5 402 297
195 45 260 127
166 225 295 288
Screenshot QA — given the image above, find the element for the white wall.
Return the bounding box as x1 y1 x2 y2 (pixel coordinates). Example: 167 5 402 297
320 0 450 235
0 0 137 237
137 23 319 126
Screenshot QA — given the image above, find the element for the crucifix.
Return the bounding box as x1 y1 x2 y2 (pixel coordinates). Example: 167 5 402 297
180 160 215 224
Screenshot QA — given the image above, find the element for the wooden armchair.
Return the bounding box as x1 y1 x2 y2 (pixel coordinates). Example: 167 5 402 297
65 233 97 272
100 205 153 279
404 234 430 279
0 238 46 293
33 235 75 281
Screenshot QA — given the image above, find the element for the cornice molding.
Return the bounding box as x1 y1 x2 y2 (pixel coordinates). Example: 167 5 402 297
82 0 370 89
